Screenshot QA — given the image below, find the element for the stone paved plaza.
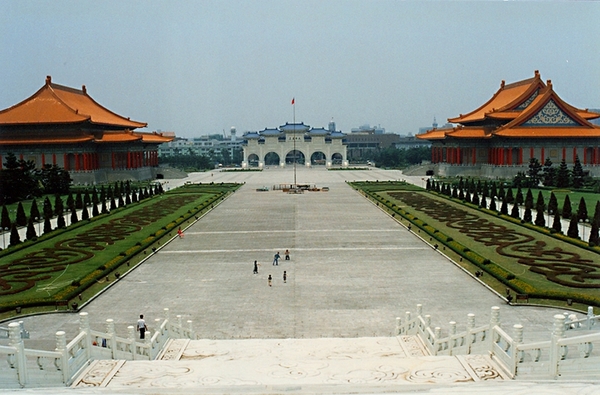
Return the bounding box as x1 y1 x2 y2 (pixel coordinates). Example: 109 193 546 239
3 167 598 394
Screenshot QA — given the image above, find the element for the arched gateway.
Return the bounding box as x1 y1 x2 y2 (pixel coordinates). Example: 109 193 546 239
242 122 348 168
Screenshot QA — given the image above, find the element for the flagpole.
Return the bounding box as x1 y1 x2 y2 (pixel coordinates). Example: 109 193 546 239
292 98 296 187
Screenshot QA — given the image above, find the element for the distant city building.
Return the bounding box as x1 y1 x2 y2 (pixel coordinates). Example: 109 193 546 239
242 122 347 168
158 127 243 162
344 124 399 161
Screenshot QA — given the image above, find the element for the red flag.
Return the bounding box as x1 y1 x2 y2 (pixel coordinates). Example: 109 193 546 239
291 98 295 105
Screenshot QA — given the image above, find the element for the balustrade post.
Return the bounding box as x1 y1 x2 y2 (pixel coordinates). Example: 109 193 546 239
490 306 500 327
587 306 595 330
550 314 566 378
79 312 92 360
176 315 183 336
9 322 27 386
127 326 136 360
467 313 475 330
395 317 402 335
145 329 153 359
449 321 457 351
187 320 194 339
164 307 170 322
513 324 524 372
424 315 431 327
416 304 422 316
434 327 441 338
106 319 117 358
55 331 70 383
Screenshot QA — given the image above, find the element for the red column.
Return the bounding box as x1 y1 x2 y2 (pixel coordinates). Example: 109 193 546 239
472 148 476 165
41 153 45 167
507 148 512 165
75 153 80 171
596 147 599 165
52 153 56 165
562 147 566 161
64 154 69 170
127 152 131 169
519 147 523 165
530 147 534 161
541 147 545 163
573 147 577 162
584 147 587 165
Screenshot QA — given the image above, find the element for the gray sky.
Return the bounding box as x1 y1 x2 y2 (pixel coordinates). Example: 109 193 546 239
1 1 599 138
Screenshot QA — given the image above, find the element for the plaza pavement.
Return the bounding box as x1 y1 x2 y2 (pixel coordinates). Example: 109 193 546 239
2 167 597 394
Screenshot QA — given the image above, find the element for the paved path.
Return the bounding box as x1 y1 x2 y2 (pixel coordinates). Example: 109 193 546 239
5 168 575 348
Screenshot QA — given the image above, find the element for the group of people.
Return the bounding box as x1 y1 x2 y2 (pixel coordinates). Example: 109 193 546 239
253 249 290 287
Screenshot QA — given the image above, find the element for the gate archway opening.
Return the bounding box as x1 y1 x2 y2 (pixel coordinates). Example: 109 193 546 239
286 150 305 165
311 151 326 166
265 152 280 166
247 153 260 167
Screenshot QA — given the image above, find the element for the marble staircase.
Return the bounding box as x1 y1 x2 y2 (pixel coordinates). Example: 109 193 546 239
71 336 507 392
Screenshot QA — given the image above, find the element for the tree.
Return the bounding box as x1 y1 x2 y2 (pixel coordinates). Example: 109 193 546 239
489 197 497 212
0 152 41 204
523 206 533 223
562 195 572 220
75 192 84 209
527 157 542 187
542 157 555 187
510 202 520 219
534 192 546 227
552 211 562 233
43 216 52 234
480 189 487 209
515 187 524 206
548 192 558 215
26 216 37 240
577 197 588 223
567 214 579 239
54 195 64 217
556 159 570 188
70 206 78 224
505 188 514 204
500 198 509 215
57 214 66 229
100 186 108 214
66 193 75 211
29 199 41 222
1 205 11 230
37 164 71 195
15 202 27 226
9 223 20 246
471 192 480 206
589 201 600 246
572 155 584 189
81 206 90 221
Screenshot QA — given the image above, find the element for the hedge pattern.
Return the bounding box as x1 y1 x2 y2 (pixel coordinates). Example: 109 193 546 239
0 194 198 296
388 191 600 289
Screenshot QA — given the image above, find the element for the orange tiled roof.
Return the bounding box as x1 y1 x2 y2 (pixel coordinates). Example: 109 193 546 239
134 131 175 143
0 76 147 128
94 130 142 143
448 71 546 124
416 129 448 140
494 127 600 138
0 135 95 145
447 127 491 139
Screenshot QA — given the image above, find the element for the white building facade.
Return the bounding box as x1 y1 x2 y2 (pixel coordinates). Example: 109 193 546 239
242 122 348 168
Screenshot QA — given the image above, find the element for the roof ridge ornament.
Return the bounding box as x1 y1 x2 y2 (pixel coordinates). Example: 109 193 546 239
500 80 505 88
46 75 51 85
82 85 87 94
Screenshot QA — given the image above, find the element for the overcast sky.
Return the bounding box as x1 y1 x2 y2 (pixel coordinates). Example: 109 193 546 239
1 1 599 138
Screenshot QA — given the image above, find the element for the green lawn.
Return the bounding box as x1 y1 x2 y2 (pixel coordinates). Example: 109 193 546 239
351 181 600 308
0 183 241 313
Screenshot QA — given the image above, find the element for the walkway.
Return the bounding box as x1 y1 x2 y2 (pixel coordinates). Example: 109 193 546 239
2 167 596 393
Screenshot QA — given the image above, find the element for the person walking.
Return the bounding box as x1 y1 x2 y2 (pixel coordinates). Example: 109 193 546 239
273 252 280 265
283 271 287 283
285 249 290 260
253 260 260 274
137 314 148 339
268 275 272 287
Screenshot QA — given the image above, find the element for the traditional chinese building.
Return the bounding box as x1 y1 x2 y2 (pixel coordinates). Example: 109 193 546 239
417 71 600 178
0 76 173 184
242 121 348 168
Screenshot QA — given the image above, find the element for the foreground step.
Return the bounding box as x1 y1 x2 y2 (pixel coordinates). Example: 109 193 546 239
73 337 507 390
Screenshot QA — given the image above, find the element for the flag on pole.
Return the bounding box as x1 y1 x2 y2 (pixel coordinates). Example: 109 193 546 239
291 97 295 105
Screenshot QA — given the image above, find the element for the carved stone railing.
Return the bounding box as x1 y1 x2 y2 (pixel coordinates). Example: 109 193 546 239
397 304 600 379
0 308 195 388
